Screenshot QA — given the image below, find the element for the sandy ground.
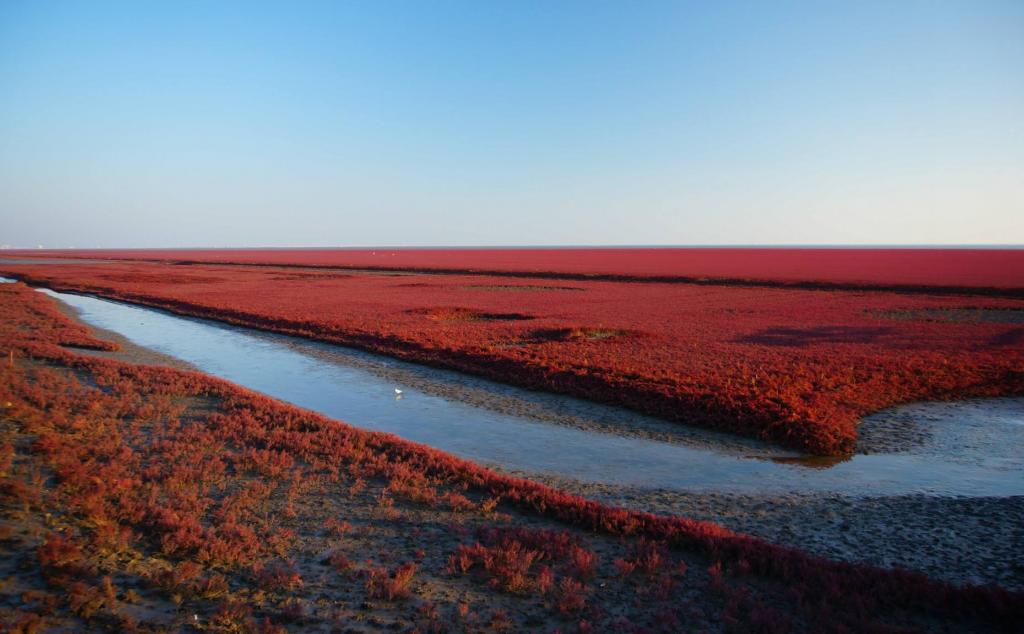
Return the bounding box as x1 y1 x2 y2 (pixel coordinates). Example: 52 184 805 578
50 293 1024 592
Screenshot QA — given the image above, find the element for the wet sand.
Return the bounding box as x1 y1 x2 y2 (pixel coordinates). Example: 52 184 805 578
512 473 1024 591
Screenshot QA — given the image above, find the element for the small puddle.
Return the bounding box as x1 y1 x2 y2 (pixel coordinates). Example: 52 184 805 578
3 277 1022 497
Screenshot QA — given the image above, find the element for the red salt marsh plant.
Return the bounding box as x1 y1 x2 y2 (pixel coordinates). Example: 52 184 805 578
37 534 84 572
3 259 1022 455
2 281 1023 632
447 527 598 597
253 560 304 592
554 577 587 615
20 246 1024 292
365 562 417 600
326 550 355 573
323 518 353 537
615 538 671 578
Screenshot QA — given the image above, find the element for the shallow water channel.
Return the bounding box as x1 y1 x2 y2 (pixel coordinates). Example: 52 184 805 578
8 279 1023 497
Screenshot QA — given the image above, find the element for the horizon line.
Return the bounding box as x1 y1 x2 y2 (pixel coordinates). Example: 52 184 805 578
4 244 1024 251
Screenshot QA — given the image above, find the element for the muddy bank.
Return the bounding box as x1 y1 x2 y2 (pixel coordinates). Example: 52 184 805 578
48 296 199 372
515 471 1024 591
856 397 1024 461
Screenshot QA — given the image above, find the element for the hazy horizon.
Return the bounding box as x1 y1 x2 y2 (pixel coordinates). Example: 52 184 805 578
2 1 1022 248
4 244 1024 251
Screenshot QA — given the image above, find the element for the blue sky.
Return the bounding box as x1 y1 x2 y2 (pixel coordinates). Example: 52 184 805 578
1 1 1022 247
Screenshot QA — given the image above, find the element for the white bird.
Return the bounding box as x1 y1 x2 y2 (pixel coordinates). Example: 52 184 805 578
394 388 403 395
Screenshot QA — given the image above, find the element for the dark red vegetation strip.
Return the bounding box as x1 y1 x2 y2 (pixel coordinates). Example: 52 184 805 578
3 262 1023 456
13 247 1024 294
2 281 1023 632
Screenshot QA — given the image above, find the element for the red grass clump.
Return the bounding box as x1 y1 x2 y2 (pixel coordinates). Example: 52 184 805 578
448 527 596 596
365 562 417 600
253 561 304 592
326 550 355 573
37 534 84 571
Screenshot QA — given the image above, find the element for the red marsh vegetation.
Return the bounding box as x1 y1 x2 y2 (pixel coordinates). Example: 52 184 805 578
1 281 1022 632
14 247 1024 294
2 258 1022 456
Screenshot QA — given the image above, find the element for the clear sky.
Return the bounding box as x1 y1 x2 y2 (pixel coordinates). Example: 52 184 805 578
1 1 1022 248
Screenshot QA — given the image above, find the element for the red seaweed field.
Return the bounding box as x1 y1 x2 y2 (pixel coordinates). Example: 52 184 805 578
2 251 1022 456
